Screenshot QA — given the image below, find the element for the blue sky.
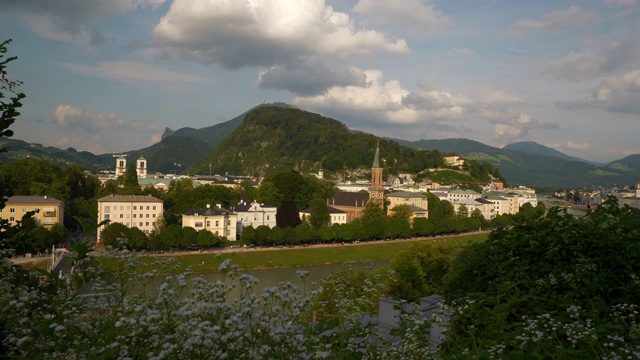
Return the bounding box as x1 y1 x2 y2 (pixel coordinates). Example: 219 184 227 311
1 0 639 163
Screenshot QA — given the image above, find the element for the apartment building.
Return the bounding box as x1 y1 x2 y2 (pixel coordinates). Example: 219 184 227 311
0 195 64 228
97 194 164 244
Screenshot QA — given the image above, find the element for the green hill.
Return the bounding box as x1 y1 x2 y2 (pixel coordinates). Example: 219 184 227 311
187 106 448 179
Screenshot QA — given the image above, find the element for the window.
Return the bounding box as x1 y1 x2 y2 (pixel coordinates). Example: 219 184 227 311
227 220 231 226
120 214 124 218
126 206 130 210
215 221 219 227
126 214 130 219
146 206 150 210
105 214 110 220
195 222 203 228
104 206 110 213
146 222 149 226
152 214 156 218
10 208 15 213
146 214 149 218
206 221 210 227
120 206 124 210
254 215 257 221
140 213 143 218
267 215 270 220
126 222 130 226
153 206 156 210
133 206 137 210
10 217 15 222
133 214 136 218
22 208 26 213
139 222 143 226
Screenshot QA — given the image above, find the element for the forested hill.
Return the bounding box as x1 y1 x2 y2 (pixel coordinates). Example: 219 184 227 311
186 106 448 178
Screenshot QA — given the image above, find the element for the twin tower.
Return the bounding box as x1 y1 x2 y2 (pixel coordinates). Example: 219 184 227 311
115 155 147 178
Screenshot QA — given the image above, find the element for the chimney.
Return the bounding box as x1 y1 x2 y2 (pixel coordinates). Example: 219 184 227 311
206 204 210 208
216 204 221 209
44 195 48 199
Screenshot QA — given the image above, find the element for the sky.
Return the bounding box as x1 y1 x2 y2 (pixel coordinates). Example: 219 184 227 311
0 0 639 163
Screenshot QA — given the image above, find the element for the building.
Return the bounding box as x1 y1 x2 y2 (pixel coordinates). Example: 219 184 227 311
97 194 164 244
482 193 511 216
230 200 277 233
1 195 64 228
444 152 465 168
136 156 147 178
446 189 481 202
386 191 428 222
328 191 369 222
368 142 385 208
299 205 348 226
182 204 237 241
115 155 127 177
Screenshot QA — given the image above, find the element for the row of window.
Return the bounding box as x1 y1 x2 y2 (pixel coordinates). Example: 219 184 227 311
103 205 158 213
104 213 157 220
193 220 231 228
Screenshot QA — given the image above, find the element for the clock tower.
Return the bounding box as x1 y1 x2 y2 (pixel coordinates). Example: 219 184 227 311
368 142 384 208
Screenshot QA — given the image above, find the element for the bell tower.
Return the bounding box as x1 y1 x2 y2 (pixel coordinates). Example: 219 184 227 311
368 141 384 207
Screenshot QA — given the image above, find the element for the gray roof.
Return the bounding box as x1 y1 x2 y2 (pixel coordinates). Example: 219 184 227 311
387 191 427 199
6 195 63 205
98 194 163 203
183 206 233 216
331 191 369 207
231 201 276 212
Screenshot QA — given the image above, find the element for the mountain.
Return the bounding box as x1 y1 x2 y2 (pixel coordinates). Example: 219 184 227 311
394 138 640 188
187 106 447 178
502 141 602 165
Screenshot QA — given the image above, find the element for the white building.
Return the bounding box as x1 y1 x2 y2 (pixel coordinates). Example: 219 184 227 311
230 200 278 234
446 189 481 202
299 205 348 226
115 155 127 177
182 204 238 241
449 198 494 219
136 156 147 178
97 194 164 244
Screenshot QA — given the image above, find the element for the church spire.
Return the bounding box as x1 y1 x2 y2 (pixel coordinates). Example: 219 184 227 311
372 140 380 168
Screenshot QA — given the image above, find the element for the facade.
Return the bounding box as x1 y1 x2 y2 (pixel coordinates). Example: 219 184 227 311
1 195 64 228
386 191 429 221
182 205 237 241
449 198 488 218
329 191 369 222
230 200 277 234
97 194 164 244
115 155 127 177
447 189 481 202
482 194 511 216
136 156 147 178
299 205 348 226
444 152 465 168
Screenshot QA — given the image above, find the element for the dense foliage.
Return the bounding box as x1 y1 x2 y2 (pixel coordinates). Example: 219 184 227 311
188 106 446 178
441 197 640 358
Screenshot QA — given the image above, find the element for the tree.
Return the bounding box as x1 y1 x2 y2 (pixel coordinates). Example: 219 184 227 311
181 227 198 248
276 199 301 229
128 227 148 250
122 163 140 194
308 197 330 229
442 198 640 357
361 202 387 239
196 229 217 248
0 39 24 241
100 223 131 249
241 225 257 245
73 207 110 245
389 243 453 301
456 204 469 218
159 224 182 249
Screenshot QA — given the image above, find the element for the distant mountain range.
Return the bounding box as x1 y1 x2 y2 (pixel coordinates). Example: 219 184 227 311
1 103 639 189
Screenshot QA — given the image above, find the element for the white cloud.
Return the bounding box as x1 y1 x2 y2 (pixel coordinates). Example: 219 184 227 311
152 0 409 68
585 70 640 114
61 60 213 85
353 0 450 35
477 108 558 142
507 6 598 36
564 140 592 151
51 104 162 153
293 69 463 126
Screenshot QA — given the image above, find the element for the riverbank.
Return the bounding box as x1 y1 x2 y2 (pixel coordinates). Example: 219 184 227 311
130 232 489 274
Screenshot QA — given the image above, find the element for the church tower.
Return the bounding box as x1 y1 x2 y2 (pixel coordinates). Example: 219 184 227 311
136 156 147 178
368 141 385 207
115 155 127 177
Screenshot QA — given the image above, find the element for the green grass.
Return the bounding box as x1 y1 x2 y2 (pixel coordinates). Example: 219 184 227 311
127 233 488 274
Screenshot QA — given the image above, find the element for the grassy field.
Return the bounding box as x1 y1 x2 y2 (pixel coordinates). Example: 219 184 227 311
132 232 488 274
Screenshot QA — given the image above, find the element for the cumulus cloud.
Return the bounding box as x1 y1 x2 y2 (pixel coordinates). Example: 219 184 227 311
52 104 162 153
477 108 559 142
61 60 213 85
293 69 463 126
507 6 598 36
543 39 640 81
257 57 367 96
556 70 640 114
353 0 450 35
152 0 408 69
1 0 165 45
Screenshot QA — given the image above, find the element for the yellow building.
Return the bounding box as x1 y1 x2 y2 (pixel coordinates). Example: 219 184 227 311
386 191 428 222
1 195 64 228
181 204 237 241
